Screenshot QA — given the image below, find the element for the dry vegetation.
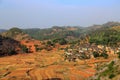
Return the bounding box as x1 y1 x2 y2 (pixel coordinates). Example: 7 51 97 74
0 48 116 80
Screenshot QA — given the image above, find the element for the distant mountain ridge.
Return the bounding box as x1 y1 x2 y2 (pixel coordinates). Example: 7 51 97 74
23 26 86 41
26 22 120 40
1 21 120 42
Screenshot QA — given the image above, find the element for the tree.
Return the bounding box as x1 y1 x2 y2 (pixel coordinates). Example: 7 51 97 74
100 52 108 59
34 44 39 52
46 41 54 46
59 38 67 45
92 51 99 58
21 45 28 53
117 52 120 59
0 35 20 56
52 38 67 45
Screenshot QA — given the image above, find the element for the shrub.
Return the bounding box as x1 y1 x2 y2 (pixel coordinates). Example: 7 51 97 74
0 36 20 56
109 74 115 79
34 45 39 52
108 61 114 70
52 38 67 45
92 51 99 58
117 52 120 59
45 46 52 51
100 52 108 59
21 45 28 53
59 38 67 45
8 50 17 55
46 41 54 46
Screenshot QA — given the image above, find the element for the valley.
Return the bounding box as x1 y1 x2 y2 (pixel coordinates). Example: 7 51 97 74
0 0 120 79
0 22 120 80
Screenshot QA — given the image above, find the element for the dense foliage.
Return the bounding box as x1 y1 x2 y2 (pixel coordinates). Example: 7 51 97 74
52 38 67 45
21 45 29 53
117 52 120 59
92 51 100 58
0 35 20 56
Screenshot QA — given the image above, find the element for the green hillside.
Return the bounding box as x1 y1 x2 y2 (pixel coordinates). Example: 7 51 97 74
22 22 120 42
23 26 86 41
89 25 120 46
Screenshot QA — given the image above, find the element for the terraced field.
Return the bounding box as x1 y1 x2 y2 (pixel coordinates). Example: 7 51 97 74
0 50 112 80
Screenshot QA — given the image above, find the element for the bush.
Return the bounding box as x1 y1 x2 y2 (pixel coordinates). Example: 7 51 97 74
46 41 54 46
117 52 120 59
38 47 44 51
64 47 69 51
34 45 39 52
100 52 108 59
108 61 114 70
100 61 115 77
21 45 28 53
92 51 100 58
0 36 20 56
81 53 89 59
109 74 115 79
59 38 67 45
8 50 17 55
45 46 52 51
52 38 67 45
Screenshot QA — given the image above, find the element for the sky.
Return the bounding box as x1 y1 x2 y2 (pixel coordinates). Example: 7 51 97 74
0 0 120 29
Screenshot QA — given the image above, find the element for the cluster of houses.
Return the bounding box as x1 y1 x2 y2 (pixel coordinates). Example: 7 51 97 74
64 43 120 62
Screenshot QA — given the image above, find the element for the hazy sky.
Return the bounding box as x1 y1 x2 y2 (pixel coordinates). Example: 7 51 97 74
0 0 120 29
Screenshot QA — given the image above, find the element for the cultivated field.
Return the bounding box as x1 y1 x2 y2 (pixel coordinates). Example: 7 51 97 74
0 49 113 80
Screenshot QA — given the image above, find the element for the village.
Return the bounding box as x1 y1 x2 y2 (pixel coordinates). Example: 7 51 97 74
20 39 120 63
64 43 120 62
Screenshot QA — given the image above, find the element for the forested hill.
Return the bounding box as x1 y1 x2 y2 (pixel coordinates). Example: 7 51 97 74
89 22 120 45
23 26 87 41
1 27 31 41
